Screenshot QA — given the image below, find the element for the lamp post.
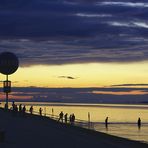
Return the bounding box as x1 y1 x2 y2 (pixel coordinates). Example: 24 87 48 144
0 52 19 109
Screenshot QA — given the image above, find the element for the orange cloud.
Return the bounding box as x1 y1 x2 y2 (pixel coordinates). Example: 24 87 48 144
0 93 33 100
92 90 148 95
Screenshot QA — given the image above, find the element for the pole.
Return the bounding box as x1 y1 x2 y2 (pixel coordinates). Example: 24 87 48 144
88 112 91 129
88 112 90 122
44 107 46 116
52 108 54 118
5 75 8 109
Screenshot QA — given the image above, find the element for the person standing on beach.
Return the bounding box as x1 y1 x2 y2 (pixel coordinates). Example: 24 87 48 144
137 117 141 129
69 114 72 124
22 105 26 116
58 111 64 122
105 117 108 124
39 107 43 116
14 105 18 112
29 106 33 114
12 101 15 111
19 104 22 112
105 117 109 127
64 113 68 123
22 105 26 112
71 114 75 124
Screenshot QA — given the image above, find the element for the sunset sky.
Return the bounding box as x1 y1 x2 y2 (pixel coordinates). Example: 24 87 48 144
0 1 148 102
1 62 148 88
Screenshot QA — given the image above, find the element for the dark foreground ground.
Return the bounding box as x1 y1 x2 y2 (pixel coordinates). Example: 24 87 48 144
0 108 148 148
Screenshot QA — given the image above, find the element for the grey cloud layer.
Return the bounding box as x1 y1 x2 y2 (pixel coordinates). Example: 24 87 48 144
0 0 148 66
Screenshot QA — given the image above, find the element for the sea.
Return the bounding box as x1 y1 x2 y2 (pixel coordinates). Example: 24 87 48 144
1 102 148 144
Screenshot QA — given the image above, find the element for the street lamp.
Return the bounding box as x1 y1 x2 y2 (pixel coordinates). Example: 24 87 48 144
0 52 19 109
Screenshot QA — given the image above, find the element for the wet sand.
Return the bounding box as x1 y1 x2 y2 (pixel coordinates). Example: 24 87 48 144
0 108 147 148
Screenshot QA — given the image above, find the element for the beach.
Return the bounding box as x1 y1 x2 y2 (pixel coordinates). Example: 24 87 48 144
0 108 148 148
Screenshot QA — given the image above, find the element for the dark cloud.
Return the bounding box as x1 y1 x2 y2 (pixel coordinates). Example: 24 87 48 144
1 87 148 103
0 0 148 66
58 76 77 79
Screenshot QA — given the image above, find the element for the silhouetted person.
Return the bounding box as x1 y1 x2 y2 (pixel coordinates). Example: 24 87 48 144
137 117 141 129
105 117 109 128
22 105 26 115
12 104 18 116
4 103 8 110
58 111 64 122
14 105 18 112
29 106 33 114
39 107 42 116
69 114 72 124
19 104 22 112
12 101 15 111
71 114 75 125
64 113 68 123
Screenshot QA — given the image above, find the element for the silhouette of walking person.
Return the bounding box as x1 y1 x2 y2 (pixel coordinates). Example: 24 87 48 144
39 107 42 116
58 111 64 122
137 117 141 129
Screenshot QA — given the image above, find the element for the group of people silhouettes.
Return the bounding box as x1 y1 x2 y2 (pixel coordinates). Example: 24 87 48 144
10 102 44 117
58 111 75 124
9 103 142 129
10 101 34 116
11 101 26 115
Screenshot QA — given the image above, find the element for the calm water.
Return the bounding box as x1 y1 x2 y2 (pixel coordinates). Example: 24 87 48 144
1 102 148 143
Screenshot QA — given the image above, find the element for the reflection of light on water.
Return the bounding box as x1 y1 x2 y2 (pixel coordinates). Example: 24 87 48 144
92 123 148 144
1 102 148 143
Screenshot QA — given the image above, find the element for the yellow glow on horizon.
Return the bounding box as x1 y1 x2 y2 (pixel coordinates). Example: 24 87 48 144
1 61 148 88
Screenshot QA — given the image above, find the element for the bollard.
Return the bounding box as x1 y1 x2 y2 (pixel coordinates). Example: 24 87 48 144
0 130 5 143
